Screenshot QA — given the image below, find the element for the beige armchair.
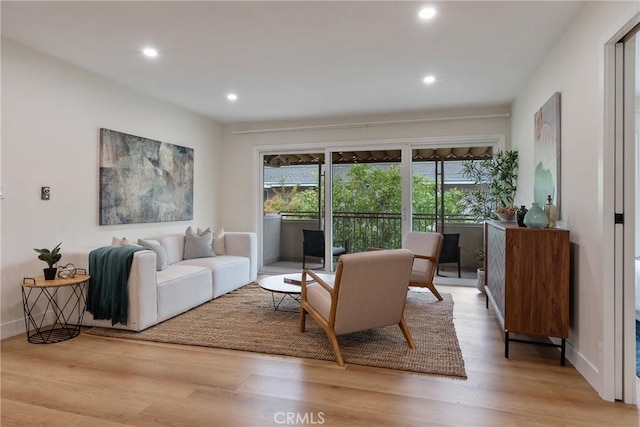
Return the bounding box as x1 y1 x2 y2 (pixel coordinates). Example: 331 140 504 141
403 231 444 301
299 249 416 366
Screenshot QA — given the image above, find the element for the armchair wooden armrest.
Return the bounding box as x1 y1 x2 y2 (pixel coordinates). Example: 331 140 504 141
303 269 334 294
413 254 437 262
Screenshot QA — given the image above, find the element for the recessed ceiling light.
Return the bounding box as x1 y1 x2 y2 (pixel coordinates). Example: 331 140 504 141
418 7 437 20
423 75 436 84
142 47 158 58
227 93 238 101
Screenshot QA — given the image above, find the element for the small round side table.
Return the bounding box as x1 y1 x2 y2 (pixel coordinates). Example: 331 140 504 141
20 271 90 344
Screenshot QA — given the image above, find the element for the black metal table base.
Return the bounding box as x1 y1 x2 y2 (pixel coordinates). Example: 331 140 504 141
21 282 87 344
269 292 301 313
505 331 566 366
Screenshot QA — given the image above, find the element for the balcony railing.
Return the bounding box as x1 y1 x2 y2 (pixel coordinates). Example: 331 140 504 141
279 211 477 254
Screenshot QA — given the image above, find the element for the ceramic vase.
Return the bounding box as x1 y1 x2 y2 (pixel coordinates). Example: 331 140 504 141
523 202 548 229
516 205 528 227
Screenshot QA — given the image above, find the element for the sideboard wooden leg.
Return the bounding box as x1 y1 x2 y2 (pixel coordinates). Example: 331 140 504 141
505 331 509 358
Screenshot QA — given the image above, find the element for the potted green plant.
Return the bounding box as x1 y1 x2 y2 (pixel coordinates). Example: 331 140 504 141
461 150 519 221
34 242 62 280
462 150 518 289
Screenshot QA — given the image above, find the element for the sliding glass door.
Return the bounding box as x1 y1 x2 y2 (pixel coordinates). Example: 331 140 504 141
262 152 324 272
259 142 499 275
331 150 403 257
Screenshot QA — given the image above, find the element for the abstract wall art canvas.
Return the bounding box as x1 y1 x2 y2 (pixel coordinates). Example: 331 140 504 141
99 128 194 225
533 92 561 219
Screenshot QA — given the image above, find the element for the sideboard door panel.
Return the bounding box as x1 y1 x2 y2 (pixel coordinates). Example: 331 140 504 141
505 230 570 337
486 225 506 323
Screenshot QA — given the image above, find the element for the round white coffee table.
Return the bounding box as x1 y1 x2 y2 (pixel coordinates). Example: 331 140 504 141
258 273 333 312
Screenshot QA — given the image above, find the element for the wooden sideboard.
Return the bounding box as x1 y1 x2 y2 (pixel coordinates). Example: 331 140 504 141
484 220 570 365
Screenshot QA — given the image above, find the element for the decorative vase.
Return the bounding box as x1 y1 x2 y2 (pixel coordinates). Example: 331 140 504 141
516 205 528 227
43 267 57 280
523 202 548 229
544 195 557 228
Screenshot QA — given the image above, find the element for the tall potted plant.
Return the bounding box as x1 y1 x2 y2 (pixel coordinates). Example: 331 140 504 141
461 150 519 221
462 150 518 292
34 242 62 280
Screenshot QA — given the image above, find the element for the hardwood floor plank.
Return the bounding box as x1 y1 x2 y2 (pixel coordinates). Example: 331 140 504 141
2 285 638 426
2 355 197 400
2 371 150 423
1 399 129 427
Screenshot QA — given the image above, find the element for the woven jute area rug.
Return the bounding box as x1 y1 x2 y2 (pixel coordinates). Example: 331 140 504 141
85 283 466 378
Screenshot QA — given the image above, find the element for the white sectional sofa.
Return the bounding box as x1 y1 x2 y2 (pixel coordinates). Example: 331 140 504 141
63 231 257 331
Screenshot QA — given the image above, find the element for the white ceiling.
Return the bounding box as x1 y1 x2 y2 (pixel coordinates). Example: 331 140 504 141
1 1 585 123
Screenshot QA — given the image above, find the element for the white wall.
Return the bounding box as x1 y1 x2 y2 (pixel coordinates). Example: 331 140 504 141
510 1 639 399
220 106 510 231
0 39 222 338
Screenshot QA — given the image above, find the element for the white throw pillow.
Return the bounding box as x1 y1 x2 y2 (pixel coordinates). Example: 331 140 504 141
184 226 215 259
137 238 169 271
113 236 142 248
213 226 226 255
111 236 128 246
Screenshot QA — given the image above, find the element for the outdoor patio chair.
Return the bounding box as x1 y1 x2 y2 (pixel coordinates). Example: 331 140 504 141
302 229 347 269
403 231 444 301
437 233 461 278
299 249 416 366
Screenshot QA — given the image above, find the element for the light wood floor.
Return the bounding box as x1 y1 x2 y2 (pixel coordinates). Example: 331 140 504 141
2 285 639 426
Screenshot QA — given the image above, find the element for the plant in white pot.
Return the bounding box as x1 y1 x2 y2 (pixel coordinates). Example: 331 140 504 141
34 242 62 280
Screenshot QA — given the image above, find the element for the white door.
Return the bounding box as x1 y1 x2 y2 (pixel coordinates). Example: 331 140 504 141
615 24 639 404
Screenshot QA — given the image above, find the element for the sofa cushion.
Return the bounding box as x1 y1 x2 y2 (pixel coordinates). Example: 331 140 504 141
177 255 250 298
156 265 212 322
138 238 168 271
160 234 185 265
184 226 215 259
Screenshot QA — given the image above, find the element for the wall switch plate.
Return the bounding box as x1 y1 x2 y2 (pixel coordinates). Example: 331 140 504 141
41 186 50 200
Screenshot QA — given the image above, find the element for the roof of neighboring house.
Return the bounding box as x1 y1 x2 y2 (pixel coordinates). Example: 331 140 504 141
264 162 476 188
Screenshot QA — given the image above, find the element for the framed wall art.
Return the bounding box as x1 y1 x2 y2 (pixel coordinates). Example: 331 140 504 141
533 92 561 218
99 128 194 225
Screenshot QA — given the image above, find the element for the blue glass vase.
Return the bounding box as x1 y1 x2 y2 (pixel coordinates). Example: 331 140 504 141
523 202 548 229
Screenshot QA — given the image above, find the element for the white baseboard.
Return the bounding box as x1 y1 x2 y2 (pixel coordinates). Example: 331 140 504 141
1 310 56 340
433 277 476 287
563 340 605 401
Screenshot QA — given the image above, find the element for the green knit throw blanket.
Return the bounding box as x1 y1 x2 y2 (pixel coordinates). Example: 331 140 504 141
87 245 143 326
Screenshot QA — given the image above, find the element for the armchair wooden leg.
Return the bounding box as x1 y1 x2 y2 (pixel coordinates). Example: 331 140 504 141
299 307 307 332
428 284 444 301
325 330 344 367
399 316 415 349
